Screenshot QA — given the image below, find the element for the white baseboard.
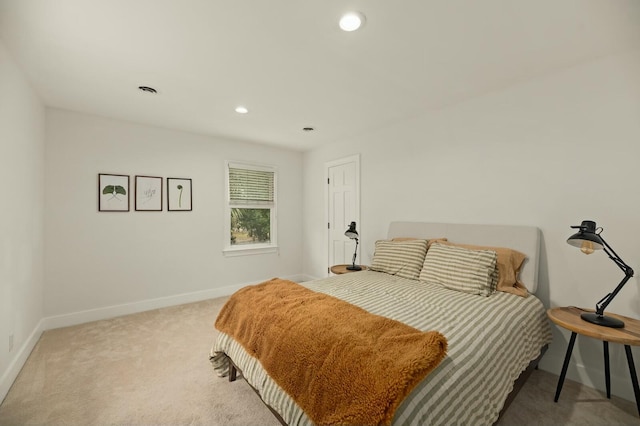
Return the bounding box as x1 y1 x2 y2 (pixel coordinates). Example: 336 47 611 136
0 318 44 404
2 275 303 403
42 275 301 330
538 352 636 403
42 283 241 330
296 274 321 283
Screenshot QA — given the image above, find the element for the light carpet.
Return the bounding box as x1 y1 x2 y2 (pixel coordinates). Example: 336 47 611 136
0 296 638 425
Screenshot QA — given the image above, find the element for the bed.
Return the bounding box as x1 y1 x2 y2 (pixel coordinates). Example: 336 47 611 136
210 222 552 425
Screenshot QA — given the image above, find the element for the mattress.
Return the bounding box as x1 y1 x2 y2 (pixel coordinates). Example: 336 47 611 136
211 270 552 425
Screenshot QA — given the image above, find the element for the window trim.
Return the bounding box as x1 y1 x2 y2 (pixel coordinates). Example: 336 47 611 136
223 161 278 256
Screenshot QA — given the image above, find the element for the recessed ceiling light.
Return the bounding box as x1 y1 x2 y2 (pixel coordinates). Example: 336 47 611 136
235 106 248 114
339 12 365 32
303 127 315 132
138 86 157 94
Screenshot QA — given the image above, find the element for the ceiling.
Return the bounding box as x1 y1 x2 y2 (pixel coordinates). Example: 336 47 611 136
1 0 639 151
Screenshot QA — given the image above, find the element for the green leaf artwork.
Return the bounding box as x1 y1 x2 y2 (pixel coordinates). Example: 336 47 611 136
177 184 183 208
103 185 127 200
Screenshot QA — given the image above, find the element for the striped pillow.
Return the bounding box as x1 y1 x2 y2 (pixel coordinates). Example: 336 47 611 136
369 239 429 280
420 243 498 296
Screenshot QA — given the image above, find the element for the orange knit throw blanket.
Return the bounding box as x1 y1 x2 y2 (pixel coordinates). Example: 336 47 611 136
215 278 448 426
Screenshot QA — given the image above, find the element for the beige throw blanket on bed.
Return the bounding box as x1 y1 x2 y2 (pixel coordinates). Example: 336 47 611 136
215 278 448 426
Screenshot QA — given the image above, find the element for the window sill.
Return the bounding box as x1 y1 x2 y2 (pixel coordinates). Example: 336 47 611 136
223 245 279 257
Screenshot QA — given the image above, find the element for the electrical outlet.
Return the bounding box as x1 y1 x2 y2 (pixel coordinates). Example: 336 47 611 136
8 334 14 352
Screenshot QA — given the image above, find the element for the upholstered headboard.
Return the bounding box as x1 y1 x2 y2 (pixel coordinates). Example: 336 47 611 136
387 222 541 293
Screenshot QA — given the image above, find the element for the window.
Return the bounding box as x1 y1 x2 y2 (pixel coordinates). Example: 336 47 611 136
224 162 277 255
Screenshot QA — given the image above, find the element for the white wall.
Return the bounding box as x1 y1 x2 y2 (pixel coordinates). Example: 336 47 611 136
302 49 640 401
0 41 45 401
44 109 303 324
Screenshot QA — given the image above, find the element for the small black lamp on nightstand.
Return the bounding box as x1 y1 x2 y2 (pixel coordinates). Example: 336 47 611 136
344 221 362 271
567 220 635 328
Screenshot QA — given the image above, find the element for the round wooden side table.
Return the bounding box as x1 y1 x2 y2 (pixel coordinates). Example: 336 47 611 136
330 264 368 275
547 306 640 416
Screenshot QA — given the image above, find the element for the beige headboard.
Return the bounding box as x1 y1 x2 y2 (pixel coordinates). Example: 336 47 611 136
387 222 541 293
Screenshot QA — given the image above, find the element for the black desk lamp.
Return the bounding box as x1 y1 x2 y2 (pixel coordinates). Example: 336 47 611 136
567 220 634 328
345 221 362 271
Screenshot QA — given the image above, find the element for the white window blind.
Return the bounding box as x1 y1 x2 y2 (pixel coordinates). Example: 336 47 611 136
224 161 278 256
228 166 274 205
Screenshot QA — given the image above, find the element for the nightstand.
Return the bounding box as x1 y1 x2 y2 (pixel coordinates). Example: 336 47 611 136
547 306 640 416
330 264 368 275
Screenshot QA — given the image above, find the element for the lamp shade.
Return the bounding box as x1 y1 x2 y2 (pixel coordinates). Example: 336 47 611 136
567 220 604 254
345 221 359 239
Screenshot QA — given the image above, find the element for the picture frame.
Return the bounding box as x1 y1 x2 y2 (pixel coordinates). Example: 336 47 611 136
135 175 163 211
167 177 192 211
98 173 130 212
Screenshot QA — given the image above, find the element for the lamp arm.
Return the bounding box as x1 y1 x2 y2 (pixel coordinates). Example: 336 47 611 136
600 235 634 276
594 234 634 317
595 274 633 316
351 238 359 267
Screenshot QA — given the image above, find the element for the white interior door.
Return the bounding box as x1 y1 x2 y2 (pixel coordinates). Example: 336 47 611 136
326 155 360 275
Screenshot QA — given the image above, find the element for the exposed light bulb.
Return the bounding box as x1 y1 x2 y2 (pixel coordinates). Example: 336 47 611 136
339 12 365 32
580 241 595 255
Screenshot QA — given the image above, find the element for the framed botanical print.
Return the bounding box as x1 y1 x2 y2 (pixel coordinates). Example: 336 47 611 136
167 177 192 211
98 173 130 212
135 175 163 211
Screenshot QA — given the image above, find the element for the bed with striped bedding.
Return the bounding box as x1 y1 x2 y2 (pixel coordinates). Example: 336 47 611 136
211 270 552 425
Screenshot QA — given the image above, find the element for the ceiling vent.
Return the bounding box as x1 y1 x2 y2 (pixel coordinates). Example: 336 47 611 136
138 86 157 94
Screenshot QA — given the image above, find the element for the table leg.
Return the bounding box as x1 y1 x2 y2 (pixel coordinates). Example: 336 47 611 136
555 332 577 402
624 345 640 416
229 363 237 382
604 341 611 399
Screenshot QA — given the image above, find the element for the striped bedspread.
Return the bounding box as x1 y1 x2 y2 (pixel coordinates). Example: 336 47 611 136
211 271 552 426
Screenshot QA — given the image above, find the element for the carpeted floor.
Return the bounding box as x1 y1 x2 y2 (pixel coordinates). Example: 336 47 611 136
0 296 638 425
